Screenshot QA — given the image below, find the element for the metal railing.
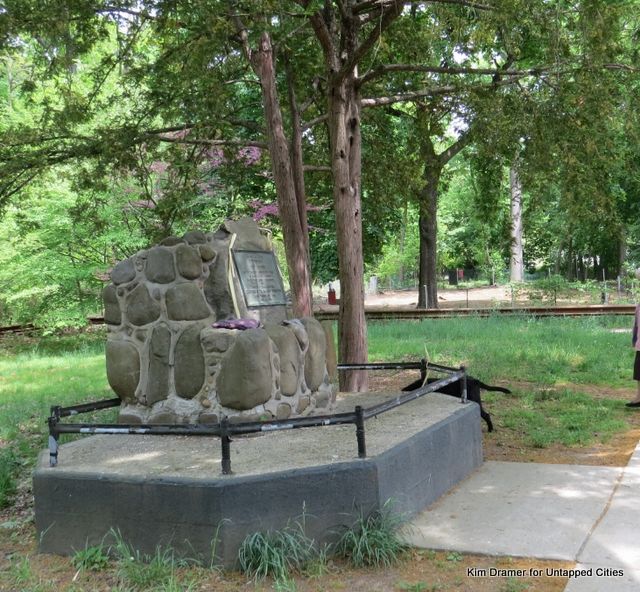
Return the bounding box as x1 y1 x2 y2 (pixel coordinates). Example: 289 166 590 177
47 359 467 475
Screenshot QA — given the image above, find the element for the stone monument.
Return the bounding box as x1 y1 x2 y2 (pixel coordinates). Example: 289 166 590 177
103 217 336 425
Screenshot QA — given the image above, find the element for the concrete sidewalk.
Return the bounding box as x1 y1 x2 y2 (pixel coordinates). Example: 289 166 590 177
403 442 640 590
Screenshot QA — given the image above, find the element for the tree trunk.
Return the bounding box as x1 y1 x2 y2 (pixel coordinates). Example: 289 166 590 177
304 0 404 391
509 162 524 282
578 254 585 281
414 112 470 309
418 165 441 309
285 54 312 300
554 238 564 276
398 199 408 285
252 33 313 318
328 71 368 392
618 227 626 278
567 236 574 281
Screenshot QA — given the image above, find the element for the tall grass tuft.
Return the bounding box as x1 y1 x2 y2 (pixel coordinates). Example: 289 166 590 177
335 501 407 568
110 530 190 591
238 520 317 582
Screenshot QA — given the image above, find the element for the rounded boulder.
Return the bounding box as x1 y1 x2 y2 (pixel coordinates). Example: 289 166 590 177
265 325 301 396
106 340 140 402
217 329 275 410
300 317 327 391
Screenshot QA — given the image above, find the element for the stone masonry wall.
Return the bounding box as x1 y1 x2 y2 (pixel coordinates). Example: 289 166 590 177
103 220 335 424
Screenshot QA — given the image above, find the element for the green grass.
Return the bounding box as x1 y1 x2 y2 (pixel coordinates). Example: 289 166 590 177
334 501 407 568
367 315 635 453
110 531 195 591
238 519 319 583
0 331 113 508
498 388 627 448
367 315 633 387
72 542 111 572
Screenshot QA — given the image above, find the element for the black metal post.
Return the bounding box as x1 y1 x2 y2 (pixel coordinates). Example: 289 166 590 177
48 406 61 467
419 358 428 383
460 365 468 404
220 418 232 475
355 406 366 458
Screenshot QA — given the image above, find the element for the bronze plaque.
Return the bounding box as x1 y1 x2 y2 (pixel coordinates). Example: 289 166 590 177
232 250 287 307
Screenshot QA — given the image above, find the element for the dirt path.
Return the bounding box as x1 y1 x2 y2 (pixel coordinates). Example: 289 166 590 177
364 286 512 308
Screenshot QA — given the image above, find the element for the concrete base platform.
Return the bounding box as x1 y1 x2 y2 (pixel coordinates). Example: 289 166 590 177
34 392 482 566
403 461 623 561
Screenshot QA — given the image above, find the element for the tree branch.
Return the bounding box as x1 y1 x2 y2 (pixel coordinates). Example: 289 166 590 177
148 135 268 149
294 0 336 62
426 0 492 11
603 63 640 72
303 164 331 172
230 6 253 64
359 63 544 87
335 1 403 84
361 77 524 107
353 0 492 15
308 12 336 65
361 86 459 107
438 128 473 166
302 113 329 130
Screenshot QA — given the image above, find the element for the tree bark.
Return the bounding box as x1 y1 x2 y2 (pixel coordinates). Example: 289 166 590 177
327 61 368 391
306 2 375 392
251 33 313 318
509 162 524 282
567 236 574 281
285 53 313 300
418 165 441 309
398 199 408 285
618 227 626 278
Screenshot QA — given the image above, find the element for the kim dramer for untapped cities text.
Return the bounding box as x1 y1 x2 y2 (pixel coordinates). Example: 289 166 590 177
467 567 624 578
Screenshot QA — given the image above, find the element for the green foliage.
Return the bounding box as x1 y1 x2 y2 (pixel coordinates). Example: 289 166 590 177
371 204 420 289
0 174 149 328
9 555 33 588
238 518 318 583
511 275 570 303
334 501 407 569
0 447 18 508
510 277 621 304
397 581 431 592
110 532 191 591
0 0 637 322
72 542 110 572
501 579 531 592
308 210 339 285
